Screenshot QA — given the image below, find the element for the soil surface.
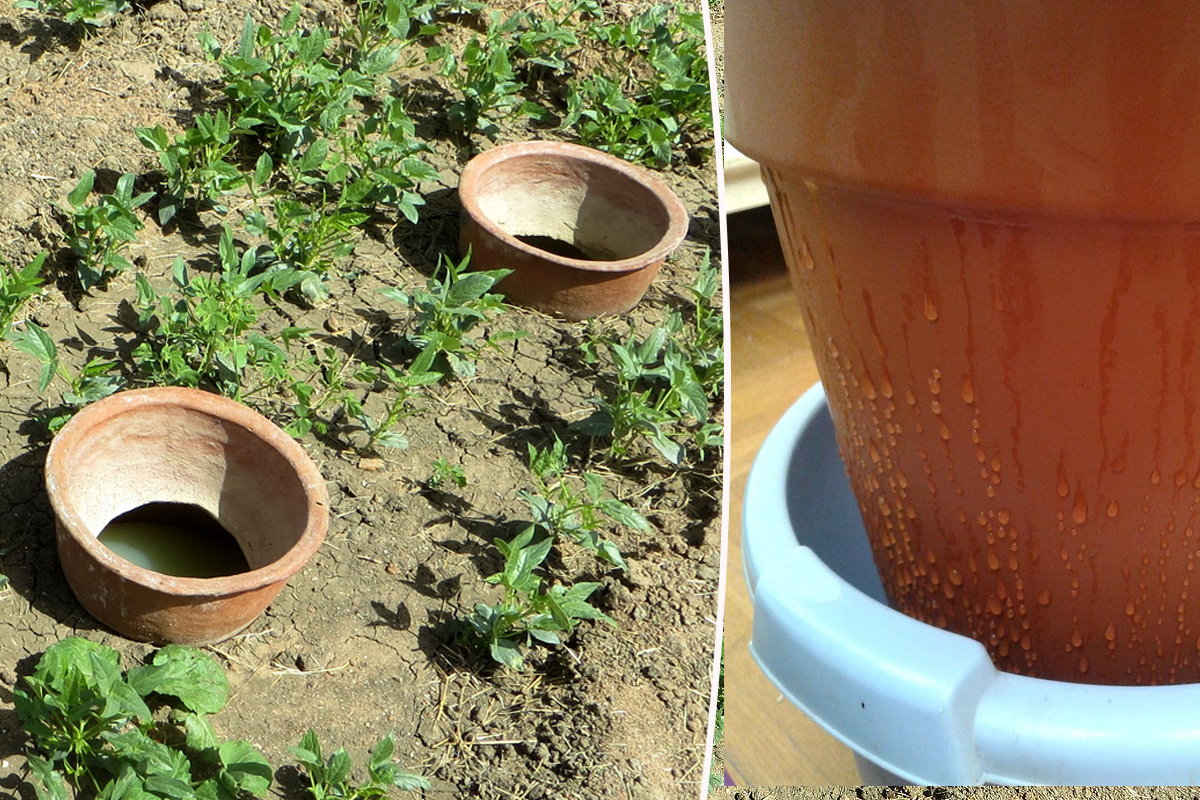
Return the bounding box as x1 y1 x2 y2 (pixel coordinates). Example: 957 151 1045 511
711 791 1186 800
0 1 722 798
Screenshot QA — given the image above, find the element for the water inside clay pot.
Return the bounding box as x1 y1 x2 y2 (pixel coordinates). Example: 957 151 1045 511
514 234 596 261
98 501 250 579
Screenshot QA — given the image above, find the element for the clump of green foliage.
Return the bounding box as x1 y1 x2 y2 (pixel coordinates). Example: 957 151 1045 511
291 729 429 799
62 171 153 291
565 4 712 166
136 111 248 226
0 251 46 338
520 435 650 570
13 0 129 37
461 525 613 670
15 637 272 799
15 637 428 799
379 252 520 380
8 322 123 432
574 254 723 465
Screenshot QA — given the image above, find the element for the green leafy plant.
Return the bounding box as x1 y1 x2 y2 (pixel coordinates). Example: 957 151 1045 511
672 251 723 395
428 457 466 489
379 252 518 379
131 227 304 399
63 171 153 291
519 435 650 570
429 13 547 139
290 729 428 799
136 111 248 225
325 96 440 224
574 321 715 465
0 251 46 338
13 0 130 37
8 322 123 431
14 637 271 800
201 7 379 159
564 5 711 167
462 525 613 669
343 349 443 452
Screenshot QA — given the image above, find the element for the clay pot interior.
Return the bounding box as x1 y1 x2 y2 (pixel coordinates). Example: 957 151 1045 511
57 402 309 571
46 388 327 644
471 151 673 263
459 141 689 319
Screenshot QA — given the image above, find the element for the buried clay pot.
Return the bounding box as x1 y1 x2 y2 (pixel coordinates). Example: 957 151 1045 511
45 387 328 645
458 140 689 320
728 0 1200 685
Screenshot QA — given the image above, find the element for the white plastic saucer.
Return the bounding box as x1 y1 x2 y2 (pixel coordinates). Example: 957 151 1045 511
743 382 1200 785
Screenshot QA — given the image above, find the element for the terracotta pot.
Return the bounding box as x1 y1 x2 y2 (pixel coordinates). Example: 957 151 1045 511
458 140 689 320
45 387 328 645
728 1 1200 685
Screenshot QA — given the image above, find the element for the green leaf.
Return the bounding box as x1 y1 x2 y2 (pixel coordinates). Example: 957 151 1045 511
254 153 273 186
27 756 68 800
184 711 220 752
598 498 652 532
125 644 229 714
490 639 524 669
67 170 95 208
218 740 273 797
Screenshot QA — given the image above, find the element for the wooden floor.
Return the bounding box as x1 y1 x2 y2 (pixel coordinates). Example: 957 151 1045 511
725 208 860 786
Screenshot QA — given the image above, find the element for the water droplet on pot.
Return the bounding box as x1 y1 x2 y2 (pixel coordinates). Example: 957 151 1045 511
987 597 1003 615
1037 589 1051 606
1152 469 1162 485
800 237 815 270
1071 629 1083 648
1107 500 1119 518
998 509 1011 526
987 552 1001 570
924 295 939 321
1072 492 1088 525
1105 623 1117 641
1079 655 1089 674
960 376 975 405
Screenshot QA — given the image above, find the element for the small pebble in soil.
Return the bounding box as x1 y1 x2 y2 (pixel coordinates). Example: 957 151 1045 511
358 457 384 471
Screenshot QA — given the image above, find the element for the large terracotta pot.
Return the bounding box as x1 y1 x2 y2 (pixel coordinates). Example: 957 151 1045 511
45 387 328 645
728 0 1200 685
458 140 689 320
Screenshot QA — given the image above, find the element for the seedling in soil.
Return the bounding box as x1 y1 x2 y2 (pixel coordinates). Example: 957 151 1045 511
290 729 429 799
15 637 271 799
326 96 440 224
343 348 443 453
574 321 714 465
429 14 547 140
379 252 520 380
201 7 379 158
136 110 248 225
428 457 467 489
0 250 46 339
14 0 130 37
131 228 303 400
668 250 724 396
519 435 650 570
63 170 153 291
565 5 711 167
462 524 614 670
8 322 122 431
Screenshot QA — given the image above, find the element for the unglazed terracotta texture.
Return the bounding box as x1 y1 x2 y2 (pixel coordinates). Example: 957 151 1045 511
728 0 1200 684
458 140 689 320
45 387 329 645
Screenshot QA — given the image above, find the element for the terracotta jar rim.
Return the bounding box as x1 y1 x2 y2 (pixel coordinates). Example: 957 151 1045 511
458 139 690 274
45 386 329 598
